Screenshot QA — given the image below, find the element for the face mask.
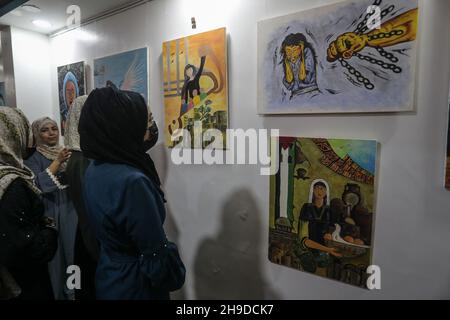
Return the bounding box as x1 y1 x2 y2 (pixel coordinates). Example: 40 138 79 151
143 122 159 151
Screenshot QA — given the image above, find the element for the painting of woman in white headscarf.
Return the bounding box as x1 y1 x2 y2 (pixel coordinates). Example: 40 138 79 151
57 61 86 135
269 137 378 288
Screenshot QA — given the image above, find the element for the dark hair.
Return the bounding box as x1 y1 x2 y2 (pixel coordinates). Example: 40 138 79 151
313 181 327 189
184 64 197 79
282 33 307 48
280 33 316 64
312 181 328 205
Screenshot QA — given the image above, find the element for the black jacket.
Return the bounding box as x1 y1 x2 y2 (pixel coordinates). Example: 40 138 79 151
66 151 100 261
0 178 57 299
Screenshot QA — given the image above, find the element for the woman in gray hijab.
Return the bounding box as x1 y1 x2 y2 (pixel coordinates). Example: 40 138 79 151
0 107 57 300
25 116 78 300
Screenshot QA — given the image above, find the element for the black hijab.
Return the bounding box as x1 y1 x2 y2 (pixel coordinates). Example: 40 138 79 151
79 87 164 200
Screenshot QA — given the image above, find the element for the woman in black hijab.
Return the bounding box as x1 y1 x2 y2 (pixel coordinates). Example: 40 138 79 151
79 87 184 300
79 87 162 192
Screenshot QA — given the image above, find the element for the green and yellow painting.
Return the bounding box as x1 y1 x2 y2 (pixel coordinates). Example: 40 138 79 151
269 137 378 288
163 28 228 149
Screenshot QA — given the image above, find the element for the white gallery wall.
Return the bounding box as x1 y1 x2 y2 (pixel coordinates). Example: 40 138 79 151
42 0 450 299
10 27 53 122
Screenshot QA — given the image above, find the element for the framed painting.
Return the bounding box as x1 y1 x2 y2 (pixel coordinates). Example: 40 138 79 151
94 47 149 101
163 28 228 149
269 137 378 288
57 61 85 135
258 0 419 114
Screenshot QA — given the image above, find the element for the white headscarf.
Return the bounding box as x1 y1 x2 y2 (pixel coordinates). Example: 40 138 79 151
31 117 64 161
0 107 40 199
64 95 88 151
308 179 330 205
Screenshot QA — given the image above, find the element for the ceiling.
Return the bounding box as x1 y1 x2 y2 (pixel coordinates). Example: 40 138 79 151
0 0 144 35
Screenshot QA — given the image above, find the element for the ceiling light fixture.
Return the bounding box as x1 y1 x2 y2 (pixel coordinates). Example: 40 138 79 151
32 19 52 29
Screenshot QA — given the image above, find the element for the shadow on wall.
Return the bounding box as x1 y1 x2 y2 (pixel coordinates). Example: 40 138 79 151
193 188 280 299
149 142 186 300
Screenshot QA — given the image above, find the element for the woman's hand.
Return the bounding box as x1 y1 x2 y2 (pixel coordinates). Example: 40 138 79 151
48 148 71 175
198 45 212 57
57 148 72 164
284 59 294 84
